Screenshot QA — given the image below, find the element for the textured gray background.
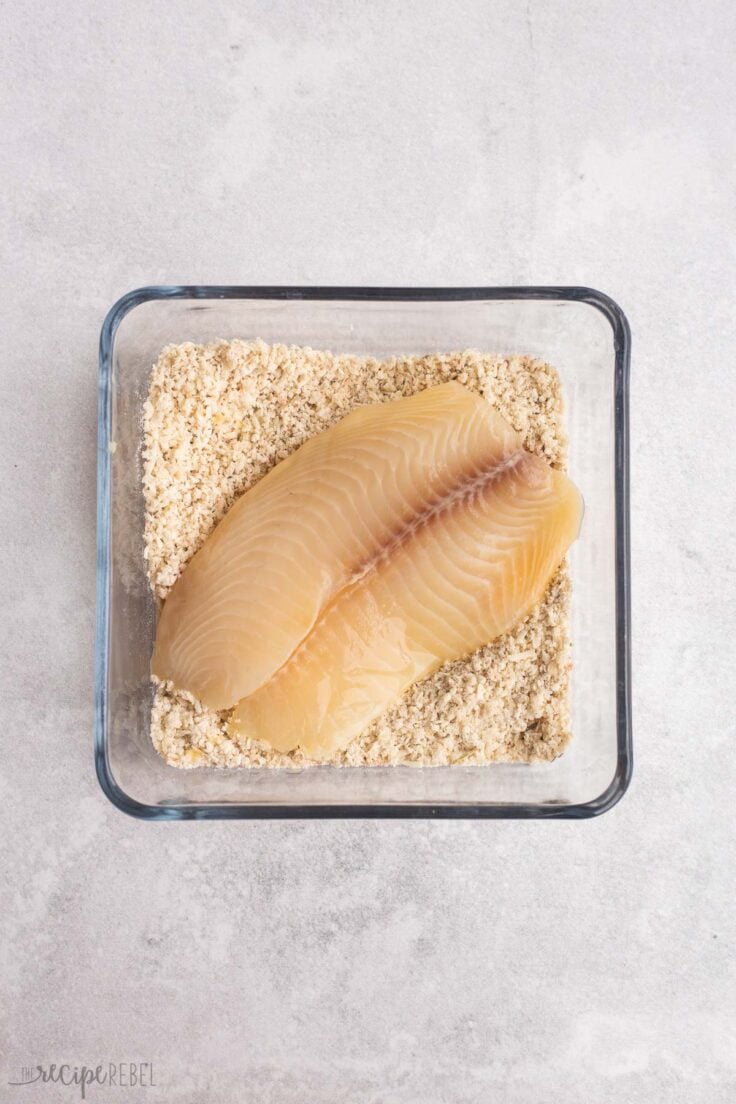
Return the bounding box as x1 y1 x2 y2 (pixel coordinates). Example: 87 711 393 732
2 1 735 1101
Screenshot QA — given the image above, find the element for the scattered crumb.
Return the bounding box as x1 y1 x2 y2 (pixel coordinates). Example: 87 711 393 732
143 340 572 769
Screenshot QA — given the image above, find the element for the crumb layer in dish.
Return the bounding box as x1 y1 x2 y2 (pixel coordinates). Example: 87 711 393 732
143 340 573 770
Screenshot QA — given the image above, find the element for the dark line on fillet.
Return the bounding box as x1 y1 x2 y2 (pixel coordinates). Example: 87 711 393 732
345 447 528 587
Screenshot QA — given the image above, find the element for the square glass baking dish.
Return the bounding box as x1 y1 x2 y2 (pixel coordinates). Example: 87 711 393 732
96 286 631 819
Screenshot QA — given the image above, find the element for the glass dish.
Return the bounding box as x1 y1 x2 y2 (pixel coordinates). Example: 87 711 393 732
96 286 631 819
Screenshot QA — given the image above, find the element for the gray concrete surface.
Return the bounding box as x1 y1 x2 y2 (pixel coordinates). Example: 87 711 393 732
2 1 735 1101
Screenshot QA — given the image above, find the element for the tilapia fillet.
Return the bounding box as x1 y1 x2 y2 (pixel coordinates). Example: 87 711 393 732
153 383 583 758
153 382 523 708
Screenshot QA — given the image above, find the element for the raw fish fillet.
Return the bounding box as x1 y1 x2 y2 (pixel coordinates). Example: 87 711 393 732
230 434 582 759
153 383 526 709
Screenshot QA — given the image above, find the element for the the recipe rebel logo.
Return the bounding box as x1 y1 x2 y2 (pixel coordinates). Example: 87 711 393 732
7 1062 156 1099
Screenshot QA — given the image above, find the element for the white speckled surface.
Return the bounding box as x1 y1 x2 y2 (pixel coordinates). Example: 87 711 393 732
2 1 735 1100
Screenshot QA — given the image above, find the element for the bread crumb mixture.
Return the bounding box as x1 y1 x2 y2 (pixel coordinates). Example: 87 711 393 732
143 340 572 769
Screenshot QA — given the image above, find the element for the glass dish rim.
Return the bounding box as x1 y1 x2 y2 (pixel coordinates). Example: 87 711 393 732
95 284 632 821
